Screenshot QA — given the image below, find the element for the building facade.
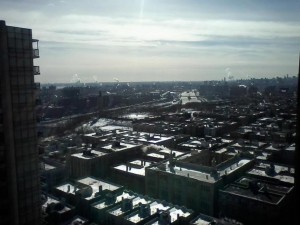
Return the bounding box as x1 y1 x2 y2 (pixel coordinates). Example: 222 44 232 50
145 152 254 216
0 21 41 225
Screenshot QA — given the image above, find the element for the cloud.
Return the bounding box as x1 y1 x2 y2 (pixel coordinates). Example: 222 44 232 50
1 0 299 83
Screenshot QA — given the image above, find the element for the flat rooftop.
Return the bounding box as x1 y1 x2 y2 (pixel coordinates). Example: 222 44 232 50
101 142 139 152
100 125 131 131
77 177 120 192
43 163 56 171
215 148 227 154
93 191 135 210
285 143 295 151
179 137 229 149
146 207 192 225
151 159 251 183
56 183 77 195
247 168 294 184
113 160 152 176
137 133 174 144
126 201 171 224
42 196 71 214
159 149 185 157
108 195 152 217
190 216 214 225
221 184 284 204
168 207 191 223
72 149 107 159
56 177 121 201
147 153 165 159
65 216 88 225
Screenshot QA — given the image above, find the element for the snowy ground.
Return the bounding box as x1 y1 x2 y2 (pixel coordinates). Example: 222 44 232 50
76 118 132 133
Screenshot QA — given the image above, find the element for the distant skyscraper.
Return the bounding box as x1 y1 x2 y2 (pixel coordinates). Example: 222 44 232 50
0 20 41 225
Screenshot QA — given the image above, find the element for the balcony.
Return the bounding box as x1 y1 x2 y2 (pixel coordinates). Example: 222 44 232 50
33 66 40 75
33 49 39 58
32 39 39 58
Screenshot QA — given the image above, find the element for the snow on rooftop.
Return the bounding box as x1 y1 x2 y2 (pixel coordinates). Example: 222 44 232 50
77 177 120 192
153 159 251 183
248 168 294 184
72 149 107 159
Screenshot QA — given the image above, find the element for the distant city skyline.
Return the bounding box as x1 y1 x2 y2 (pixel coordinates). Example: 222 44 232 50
1 0 299 83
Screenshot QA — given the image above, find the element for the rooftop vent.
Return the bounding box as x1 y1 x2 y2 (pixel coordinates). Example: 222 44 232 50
139 203 151 218
112 141 121 148
121 198 133 211
82 149 93 157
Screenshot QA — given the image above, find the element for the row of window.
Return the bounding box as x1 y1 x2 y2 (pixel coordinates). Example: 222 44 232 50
7 26 33 48
9 56 33 67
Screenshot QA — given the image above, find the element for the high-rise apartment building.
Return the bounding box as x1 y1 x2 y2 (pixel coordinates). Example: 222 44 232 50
0 20 41 225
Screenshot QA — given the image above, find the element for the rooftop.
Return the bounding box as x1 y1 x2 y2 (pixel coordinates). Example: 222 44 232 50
56 177 121 201
56 183 77 195
77 177 120 192
108 195 153 217
43 163 56 171
101 142 139 152
137 133 174 144
42 196 71 215
71 149 107 159
65 216 88 225
113 160 152 176
126 201 171 224
190 214 215 225
146 152 165 159
151 158 251 183
93 191 135 210
159 149 185 157
221 184 284 204
247 168 294 184
168 207 191 223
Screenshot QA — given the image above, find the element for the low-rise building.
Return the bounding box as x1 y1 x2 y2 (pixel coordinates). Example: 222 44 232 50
91 190 136 224
219 176 294 225
41 195 74 225
69 142 142 178
123 200 193 225
145 151 254 216
111 159 153 194
53 176 122 218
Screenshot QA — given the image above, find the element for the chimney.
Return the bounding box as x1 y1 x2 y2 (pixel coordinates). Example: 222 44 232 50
67 185 70 193
99 185 102 192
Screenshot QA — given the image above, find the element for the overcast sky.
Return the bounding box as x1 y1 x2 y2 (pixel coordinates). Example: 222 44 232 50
1 0 299 83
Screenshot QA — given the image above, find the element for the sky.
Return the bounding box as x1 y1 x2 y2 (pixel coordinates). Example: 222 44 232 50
1 0 299 83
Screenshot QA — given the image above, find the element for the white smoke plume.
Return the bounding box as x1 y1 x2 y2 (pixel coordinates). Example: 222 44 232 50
93 75 98 83
71 74 81 83
141 144 170 154
225 68 234 80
